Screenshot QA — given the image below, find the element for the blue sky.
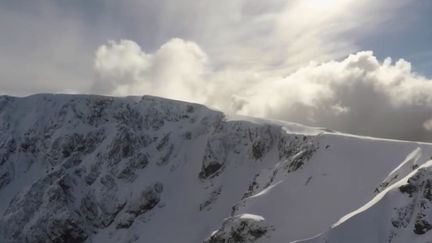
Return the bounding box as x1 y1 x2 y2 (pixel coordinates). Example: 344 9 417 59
358 0 432 76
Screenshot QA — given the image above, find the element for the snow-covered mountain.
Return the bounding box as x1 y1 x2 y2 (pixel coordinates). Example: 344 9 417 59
1 94 432 243
296 156 432 243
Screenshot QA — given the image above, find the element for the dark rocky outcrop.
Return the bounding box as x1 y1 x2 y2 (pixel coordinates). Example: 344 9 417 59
204 214 271 243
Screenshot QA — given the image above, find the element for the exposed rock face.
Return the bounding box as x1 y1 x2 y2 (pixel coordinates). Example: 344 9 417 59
6 94 431 243
116 182 163 229
0 95 205 242
395 168 432 235
204 214 271 243
0 94 321 243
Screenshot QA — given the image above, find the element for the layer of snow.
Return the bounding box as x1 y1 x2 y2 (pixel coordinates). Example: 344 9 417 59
1 94 432 243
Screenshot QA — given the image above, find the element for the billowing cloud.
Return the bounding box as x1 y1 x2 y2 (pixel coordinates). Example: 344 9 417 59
239 51 432 141
93 38 209 103
93 40 153 95
93 39 432 141
0 0 414 96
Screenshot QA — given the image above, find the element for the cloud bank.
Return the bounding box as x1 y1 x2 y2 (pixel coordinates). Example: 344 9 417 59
93 39 432 141
0 0 412 95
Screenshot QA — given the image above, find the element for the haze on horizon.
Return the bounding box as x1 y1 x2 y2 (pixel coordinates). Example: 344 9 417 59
1 0 432 141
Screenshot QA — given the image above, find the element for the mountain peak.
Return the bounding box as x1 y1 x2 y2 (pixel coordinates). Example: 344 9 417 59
1 94 432 243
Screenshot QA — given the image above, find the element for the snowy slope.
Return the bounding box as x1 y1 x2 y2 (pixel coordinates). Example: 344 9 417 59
296 160 432 243
1 94 432 243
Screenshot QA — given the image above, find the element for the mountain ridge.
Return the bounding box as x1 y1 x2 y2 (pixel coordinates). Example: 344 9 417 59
1 94 432 242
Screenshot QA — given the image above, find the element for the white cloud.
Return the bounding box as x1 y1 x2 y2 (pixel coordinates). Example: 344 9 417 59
237 51 432 141
92 38 209 103
93 40 432 141
93 40 152 94
0 0 409 96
